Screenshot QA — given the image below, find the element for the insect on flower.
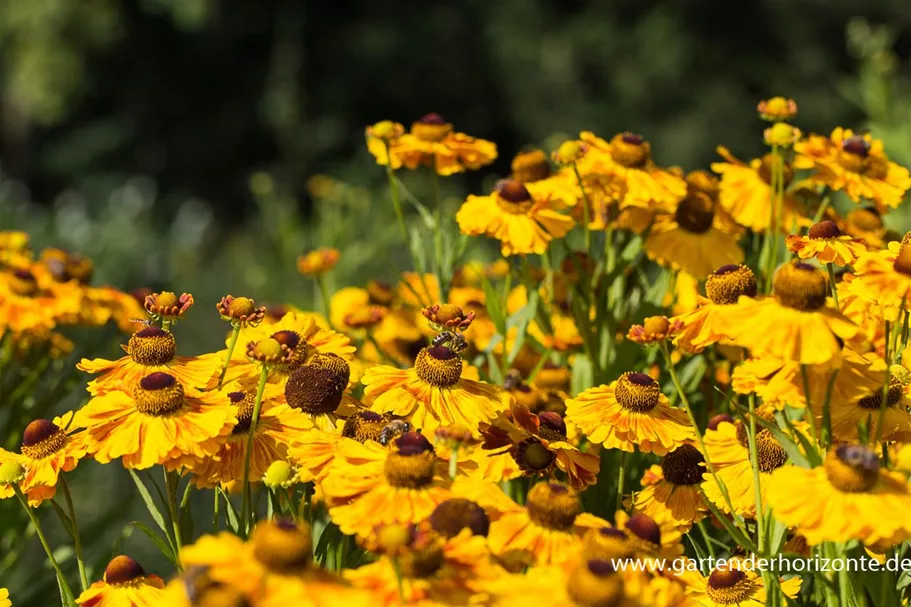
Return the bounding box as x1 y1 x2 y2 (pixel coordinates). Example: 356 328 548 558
378 419 412 446
432 331 468 353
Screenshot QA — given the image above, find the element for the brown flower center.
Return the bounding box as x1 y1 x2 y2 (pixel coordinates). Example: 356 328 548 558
736 423 788 472
270 330 310 373
104 555 146 585
610 133 650 168
706 568 752 604
414 346 462 388
284 365 345 415
614 372 660 413
824 444 880 493
624 513 661 548
128 327 177 366
582 527 634 561
494 179 534 214
566 559 624 607
399 536 446 578
526 482 580 531
705 264 757 305
9 269 38 297
134 373 185 416
893 246 911 277
536 411 567 442
250 519 312 573
429 498 490 538
411 113 453 142
808 220 840 240
857 378 903 410
21 419 67 460
229 390 257 435
511 149 551 183
772 262 828 311
661 444 705 485
342 410 392 443
514 437 556 473
674 193 715 234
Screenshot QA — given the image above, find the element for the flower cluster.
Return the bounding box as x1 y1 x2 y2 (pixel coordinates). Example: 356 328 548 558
6 99 911 607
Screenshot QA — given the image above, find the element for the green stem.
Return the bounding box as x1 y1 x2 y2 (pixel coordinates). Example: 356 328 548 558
449 446 458 481
60 477 89 591
811 193 831 225
697 520 716 559
217 324 241 389
800 365 819 450
746 394 765 550
874 321 892 446
213 488 220 532
392 557 407 604
316 276 335 329
431 167 446 300
826 263 840 310
659 342 746 536
14 486 75 606
571 163 592 252
384 142 409 247
164 469 183 553
161 318 172 333
616 450 626 513
241 364 270 534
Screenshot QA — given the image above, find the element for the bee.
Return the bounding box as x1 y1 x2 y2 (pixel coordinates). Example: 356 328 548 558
378 419 412 446
502 369 524 391
432 331 468 353
129 318 155 327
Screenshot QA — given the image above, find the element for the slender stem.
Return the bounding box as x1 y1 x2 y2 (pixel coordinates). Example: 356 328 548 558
217 324 241 389
14 487 75 606
164 469 183 553
316 276 334 329
448 446 458 481
811 193 831 225
659 342 745 535
571 163 592 252
60 477 89 591
616 450 626 513
431 167 447 300
384 142 409 246
826 263 840 310
745 394 765 550
213 488 220 532
697 520 716 559
392 557 407 604
874 321 892 446
241 364 270 534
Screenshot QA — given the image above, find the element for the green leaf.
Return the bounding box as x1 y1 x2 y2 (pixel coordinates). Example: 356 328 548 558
219 487 241 534
506 289 538 365
571 356 594 395
128 470 170 539
49 500 75 541
129 521 177 564
481 275 507 336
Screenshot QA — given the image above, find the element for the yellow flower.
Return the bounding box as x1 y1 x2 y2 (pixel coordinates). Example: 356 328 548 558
710 147 808 233
700 417 793 517
757 96 798 121
682 557 801 606
297 247 340 277
672 264 758 353
480 404 599 490
487 481 607 566
852 240 911 310
0 413 88 506
785 220 868 266
629 444 707 532
143 291 193 322
0 587 8 607
75 556 166 607
189 383 312 487
321 432 453 538
365 120 406 168
794 128 911 213
577 131 687 210
77 326 213 395
0 267 78 336
76 372 236 470
565 372 695 455
722 262 859 366
362 345 508 437
644 191 744 279
768 444 911 545
382 113 497 175
202 310 356 387
613 510 685 560
456 179 573 256
763 122 802 147
216 295 266 327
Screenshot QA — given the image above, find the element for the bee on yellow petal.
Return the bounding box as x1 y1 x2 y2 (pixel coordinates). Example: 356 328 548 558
75 556 166 607
75 372 236 470
785 220 868 266
768 444 911 546
795 128 911 213
456 178 573 257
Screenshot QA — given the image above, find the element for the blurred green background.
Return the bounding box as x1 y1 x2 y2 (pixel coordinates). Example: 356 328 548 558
3 1 911 602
